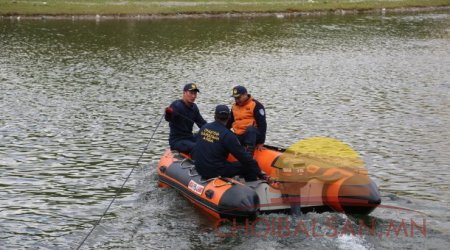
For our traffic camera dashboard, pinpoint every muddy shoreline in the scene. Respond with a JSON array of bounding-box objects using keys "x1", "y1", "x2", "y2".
[{"x1": 1, "y1": 5, "x2": 449, "y2": 20}]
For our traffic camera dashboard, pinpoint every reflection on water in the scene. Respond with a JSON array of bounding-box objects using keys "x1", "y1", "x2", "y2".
[{"x1": 1, "y1": 11, "x2": 449, "y2": 249}]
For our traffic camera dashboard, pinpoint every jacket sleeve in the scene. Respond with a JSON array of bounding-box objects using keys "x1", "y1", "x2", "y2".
[
  {"x1": 226, "y1": 110, "x2": 234, "y2": 129},
  {"x1": 253, "y1": 100, "x2": 267, "y2": 144},
  {"x1": 223, "y1": 132, "x2": 261, "y2": 175},
  {"x1": 194, "y1": 105, "x2": 207, "y2": 128}
]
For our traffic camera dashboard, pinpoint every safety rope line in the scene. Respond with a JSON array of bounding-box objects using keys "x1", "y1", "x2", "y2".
[{"x1": 76, "y1": 113, "x2": 165, "y2": 250}]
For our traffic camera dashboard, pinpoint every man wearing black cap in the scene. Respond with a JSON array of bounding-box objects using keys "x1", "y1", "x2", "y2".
[
  {"x1": 164, "y1": 83, "x2": 207, "y2": 153},
  {"x1": 227, "y1": 85, "x2": 267, "y2": 155},
  {"x1": 193, "y1": 105, "x2": 265, "y2": 182}
]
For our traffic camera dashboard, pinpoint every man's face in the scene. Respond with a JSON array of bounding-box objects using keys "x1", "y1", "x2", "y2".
[
  {"x1": 183, "y1": 90, "x2": 198, "y2": 105},
  {"x1": 234, "y1": 94, "x2": 248, "y2": 106}
]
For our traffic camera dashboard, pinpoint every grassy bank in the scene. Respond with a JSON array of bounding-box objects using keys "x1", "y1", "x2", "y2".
[{"x1": 1, "y1": 0, "x2": 449, "y2": 16}]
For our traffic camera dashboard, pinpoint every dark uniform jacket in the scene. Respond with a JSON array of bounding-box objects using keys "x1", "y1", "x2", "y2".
[
  {"x1": 193, "y1": 121, "x2": 261, "y2": 179},
  {"x1": 165, "y1": 99, "x2": 206, "y2": 147}
]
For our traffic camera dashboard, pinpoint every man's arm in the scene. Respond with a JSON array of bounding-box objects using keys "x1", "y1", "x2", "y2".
[
  {"x1": 253, "y1": 100, "x2": 267, "y2": 144},
  {"x1": 165, "y1": 101, "x2": 180, "y2": 122},
  {"x1": 194, "y1": 105, "x2": 207, "y2": 128},
  {"x1": 223, "y1": 132, "x2": 262, "y2": 176},
  {"x1": 226, "y1": 110, "x2": 234, "y2": 129}
]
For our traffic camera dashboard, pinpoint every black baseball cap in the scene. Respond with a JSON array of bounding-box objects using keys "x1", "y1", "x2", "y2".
[
  {"x1": 183, "y1": 83, "x2": 200, "y2": 92},
  {"x1": 231, "y1": 85, "x2": 247, "y2": 98},
  {"x1": 215, "y1": 104, "x2": 230, "y2": 116}
]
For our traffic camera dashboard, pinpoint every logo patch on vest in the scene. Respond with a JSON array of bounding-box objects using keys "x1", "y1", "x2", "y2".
[{"x1": 259, "y1": 109, "x2": 265, "y2": 116}]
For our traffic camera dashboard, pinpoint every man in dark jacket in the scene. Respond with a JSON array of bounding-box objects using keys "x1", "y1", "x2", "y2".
[
  {"x1": 193, "y1": 105, "x2": 265, "y2": 182},
  {"x1": 165, "y1": 83, "x2": 207, "y2": 153},
  {"x1": 227, "y1": 85, "x2": 267, "y2": 155}
]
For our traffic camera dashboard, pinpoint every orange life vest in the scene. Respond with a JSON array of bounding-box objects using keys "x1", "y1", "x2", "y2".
[{"x1": 231, "y1": 97, "x2": 257, "y2": 135}]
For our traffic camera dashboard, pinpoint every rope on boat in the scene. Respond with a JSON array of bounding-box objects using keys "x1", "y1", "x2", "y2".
[
  {"x1": 212, "y1": 177, "x2": 233, "y2": 187},
  {"x1": 76, "y1": 113, "x2": 165, "y2": 250},
  {"x1": 180, "y1": 157, "x2": 194, "y2": 169}
]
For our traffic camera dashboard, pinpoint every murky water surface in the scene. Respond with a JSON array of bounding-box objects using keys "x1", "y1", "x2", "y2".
[{"x1": 1, "y1": 12, "x2": 449, "y2": 249}]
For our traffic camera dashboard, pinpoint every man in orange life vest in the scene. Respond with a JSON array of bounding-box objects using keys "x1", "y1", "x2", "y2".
[
  {"x1": 164, "y1": 83, "x2": 207, "y2": 153},
  {"x1": 227, "y1": 86, "x2": 267, "y2": 155}
]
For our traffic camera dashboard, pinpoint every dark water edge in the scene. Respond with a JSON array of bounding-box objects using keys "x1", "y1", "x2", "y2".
[{"x1": 1, "y1": 5, "x2": 449, "y2": 20}]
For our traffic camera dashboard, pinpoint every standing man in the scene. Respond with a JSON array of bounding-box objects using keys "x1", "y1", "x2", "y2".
[
  {"x1": 165, "y1": 83, "x2": 207, "y2": 153},
  {"x1": 227, "y1": 85, "x2": 267, "y2": 155},
  {"x1": 193, "y1": 105, "x2": 265, "y2": 182}
]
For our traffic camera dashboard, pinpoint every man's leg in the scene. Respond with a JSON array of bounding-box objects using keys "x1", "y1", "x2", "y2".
[
  {"x1": 243, "y1": 126, "x2": 258, "y2": 155},
  {"x1": 171, "y1": 137, "x2": 196, "y2": 153},
  {"x1": 219, "y1": 161, "x2": 258, "y2": 182}
]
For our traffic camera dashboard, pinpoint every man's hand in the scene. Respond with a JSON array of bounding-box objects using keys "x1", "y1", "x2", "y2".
[
  {"x1": 165, "y1": 106, "x2": 173, "y2": 114},
  {"x1": 258, "y1": 172, "x2": 271, "y2": 182},
  {"x1": 164, "y1": 106, "x2": 174, "y2": 121},
  {"x1": 258, "y1": 173, "x2": 280, "y2": 189},
  {"x1": 256, "y1": 144, "x2": 264, "y2": 150}
]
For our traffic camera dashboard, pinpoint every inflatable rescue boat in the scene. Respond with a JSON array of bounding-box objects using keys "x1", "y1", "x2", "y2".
[{"x1": 157, "y1": 143, "x2": 381, "y2": 219}]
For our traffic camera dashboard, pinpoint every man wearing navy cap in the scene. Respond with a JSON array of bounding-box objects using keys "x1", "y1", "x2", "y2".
[
  {"x1": 227, "y1": 85, "x2": 267, "y2": 156},
  {"x1": 164, "y1": 83, "x2": 207, "y2": 153},
  {"x1": 193, "y1": 105, "x2": 265, "y2": 182}
]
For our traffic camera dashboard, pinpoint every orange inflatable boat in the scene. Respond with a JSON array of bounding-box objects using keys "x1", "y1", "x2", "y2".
[{"x1": 157, "y1": 145, "x2": 381, "y2": 219}]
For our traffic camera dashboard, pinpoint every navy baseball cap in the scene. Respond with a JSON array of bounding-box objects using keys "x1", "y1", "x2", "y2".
[
  {"x1": 215, "y1": 104, "x2": 230, "y2": 116},
  {"x1": 183, "y1": 83, "x2": 200, "y2": 92},
  {"x1": 231, "y1": 85, "x2": 247, "y2": 98}
]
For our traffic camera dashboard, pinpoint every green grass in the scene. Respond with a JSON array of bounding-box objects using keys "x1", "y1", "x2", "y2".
[{"x1": 0, "y1": 0, "x2": 449, "y2": 16}]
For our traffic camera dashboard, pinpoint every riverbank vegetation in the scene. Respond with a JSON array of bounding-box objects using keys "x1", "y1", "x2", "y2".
[{"x1": 1, "y1": 0, "x2": 449, "y2": 16}]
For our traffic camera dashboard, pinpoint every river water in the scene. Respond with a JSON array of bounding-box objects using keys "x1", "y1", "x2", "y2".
[{"x1": 1, "y1": 11, "x2": 449, "y2": 249}]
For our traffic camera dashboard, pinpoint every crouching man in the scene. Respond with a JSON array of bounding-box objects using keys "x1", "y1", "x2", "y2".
[{"x1": 193, "y1": 105, "x2": 266, "y2": 182}]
